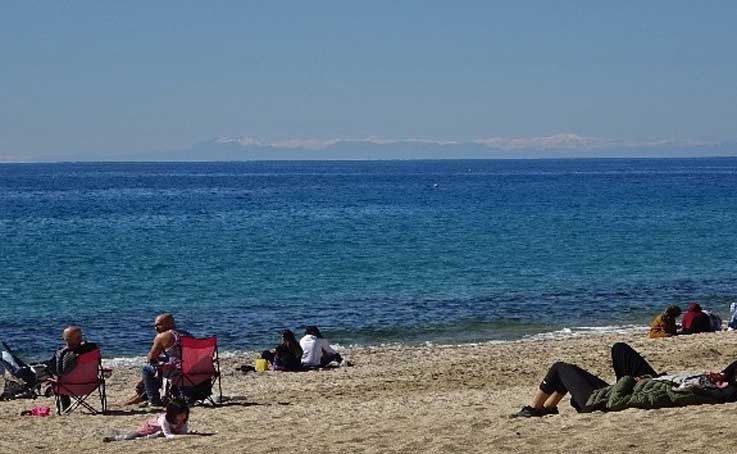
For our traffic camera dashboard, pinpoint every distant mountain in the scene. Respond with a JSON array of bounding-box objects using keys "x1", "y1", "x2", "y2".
[
  {"x1": 4, "y1": 134, "x2": 736, "y2": 162},
  {"x1": 145, "y1": 134, "x2": 737, "y2": 161}
]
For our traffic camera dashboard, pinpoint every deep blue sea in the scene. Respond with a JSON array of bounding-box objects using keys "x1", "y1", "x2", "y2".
[{"x1": 2, "y1": 159, "x2": 737, "y2": 360}]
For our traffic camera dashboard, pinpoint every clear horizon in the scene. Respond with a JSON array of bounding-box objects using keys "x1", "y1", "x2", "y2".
[{"x1": 2, "y1": 2, "x2": 737, "y2": 161}]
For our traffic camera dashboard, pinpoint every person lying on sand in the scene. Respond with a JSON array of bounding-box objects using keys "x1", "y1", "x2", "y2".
[{"x1": 511, "y1": 342, "x2": 737, "y2": 417}]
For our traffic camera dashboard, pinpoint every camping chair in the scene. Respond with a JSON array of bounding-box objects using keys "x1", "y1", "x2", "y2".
[
  {"x1": 165, "y1": 336, "x2": 222, "y2": 406},
  {"x1": 1, "y1": 341, "x2": 40, "y2": 399},
  {"x1": 49, "y1": 348, "x2": 107, "y2": 415}
]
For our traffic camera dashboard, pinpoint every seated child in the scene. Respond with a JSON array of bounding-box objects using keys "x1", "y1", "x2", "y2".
[{"x1": 103, "y1": 399, "x2": 190, "y2": 441}]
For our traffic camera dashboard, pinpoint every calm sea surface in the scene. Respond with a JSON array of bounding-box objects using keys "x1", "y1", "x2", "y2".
[{"x1": 2, "y1": 159, "x2": 737, "y2": 359}]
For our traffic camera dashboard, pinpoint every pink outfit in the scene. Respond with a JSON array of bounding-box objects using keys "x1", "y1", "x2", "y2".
[{"x1": 136, "y1": 414, "x2": 188, "y2": 439}]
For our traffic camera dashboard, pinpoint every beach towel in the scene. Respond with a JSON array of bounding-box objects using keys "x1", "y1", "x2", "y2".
[
  {"x1": 652, "y1": 373, "x2": 721, "y2": 392},
  {"x1": 20, "y1": 406, "x2": 51, "y2": 417}
]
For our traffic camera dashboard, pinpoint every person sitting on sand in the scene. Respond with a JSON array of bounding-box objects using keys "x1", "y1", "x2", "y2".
[
  {"x1": 648, "y1": 305, "x2": 681, "y2": 338},
  {"x1": 681, "y1": 302, "x2": 713, "y2": 335},
  {"x1": 300, "y1": 326, "x2": 344, "y2": 368},
  {"x1": 103, "y1": 399, "x2": 191, "y2": 441},
  {"x1": 729, "y1": 302, "x2": 737, "y2": 331},
  {"x1": 141, "y1": 313, "x2": 191, "y2": 406},
  {"x1": 511, "y1": 342, "x2": 737, "y2": 417},
  {"x1": 261, "y1": 329, "x2": 303, "y2": 371},
  {"x1": 47, "y1": 326, "x2": 98, "y2": 410}
]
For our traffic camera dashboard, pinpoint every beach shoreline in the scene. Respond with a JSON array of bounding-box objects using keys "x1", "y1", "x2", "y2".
[
  {"x1": 3, "y1": 330, "x2": 737, "y2": 453},
  {"x1": 90, "y1": 323, "x2": 649, "y2": 368}
]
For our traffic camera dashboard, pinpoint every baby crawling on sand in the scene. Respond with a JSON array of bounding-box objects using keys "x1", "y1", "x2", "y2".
[{"x1": 103, "y1": 399, "x2": 195, "y2": 442}]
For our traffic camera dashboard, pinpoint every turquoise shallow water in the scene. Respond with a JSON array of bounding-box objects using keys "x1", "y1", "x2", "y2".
[{"x1": 1, "y1": 159, "x2": 737, "y2": 359}]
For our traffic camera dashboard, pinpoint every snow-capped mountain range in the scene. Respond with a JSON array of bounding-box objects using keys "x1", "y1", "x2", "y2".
[
  {"x1": 161, "y1": 133, "x2": 734, "y2": 161},
  {"x1": 4, "y1": 134, "x2": 736, "y2": 162}
]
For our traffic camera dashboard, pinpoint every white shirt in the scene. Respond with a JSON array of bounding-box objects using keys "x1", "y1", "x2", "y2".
[{"x1": 299, "y1": 334, "x2": 337, "y2": 367}]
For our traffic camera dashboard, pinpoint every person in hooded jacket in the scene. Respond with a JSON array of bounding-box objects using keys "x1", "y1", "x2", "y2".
[
  {"x1": 681, "y1": 302, "x2": 713, "y2": 334},
  {"x1": 648, "y1": 305, "x2": 681, "y2": 338}
]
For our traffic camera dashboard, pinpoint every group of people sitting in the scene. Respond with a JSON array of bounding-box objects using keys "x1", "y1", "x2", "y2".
[
  {"x1": 1, "y1": 313, "x2": 349, "y2": 441},
  {"x1": 1, "y1": 313, "x2": 347, "y2": 409},
  {"x1": 649, "y1": 302, "x2": 723, "y2": 338},
  {"x1": 259, "y1": 325, "x2": 346, "y2": 372},
  {"x1": 8, "y1": 305, "x2": 737, "y2": 432}
]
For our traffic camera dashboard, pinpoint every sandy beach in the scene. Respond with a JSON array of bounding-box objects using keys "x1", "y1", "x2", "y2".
[{"x1": 3, "y1": 331, "x2": 737, "y2": 453}]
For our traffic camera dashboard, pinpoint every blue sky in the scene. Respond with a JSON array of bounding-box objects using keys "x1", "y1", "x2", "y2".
[{"x1": 1, "y1": 1, "x2": 736, "y2": 160}]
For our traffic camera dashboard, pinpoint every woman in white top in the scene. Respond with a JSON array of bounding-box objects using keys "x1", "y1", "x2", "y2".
[{"x1": 299, "y1": 326, "x2": 343, "y2": 368}]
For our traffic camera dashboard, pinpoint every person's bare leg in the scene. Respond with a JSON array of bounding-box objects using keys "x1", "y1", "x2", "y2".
[
  {"x1": 529, "y1": 390, "x2": 564, "y2": 408},
  {"x1": 543, "y1": 391, "x2": 565, "y2": 408},
  {"x1": 528, "y1": 389, "x2": 550, "y2": 408},
  {"x1": 123, "y1": 392, "x2": 146, "y2": 406}
]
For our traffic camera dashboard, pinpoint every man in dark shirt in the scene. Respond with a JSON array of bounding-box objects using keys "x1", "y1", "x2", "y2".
[{"x1": 48, "y1": 326, "x2": 97, "y2": 409}]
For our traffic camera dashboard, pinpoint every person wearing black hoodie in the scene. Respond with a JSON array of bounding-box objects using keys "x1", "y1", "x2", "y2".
[{"x1": 681, "y1": 303, "x2": 713, "y2": 334}]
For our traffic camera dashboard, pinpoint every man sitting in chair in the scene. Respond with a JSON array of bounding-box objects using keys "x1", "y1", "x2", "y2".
[
  {"x1": 141, "y1": 313, "x2": 190, "y2": 407},
  {"x1": 47, "y1": 326, "x2": 98, "y2": 410}
]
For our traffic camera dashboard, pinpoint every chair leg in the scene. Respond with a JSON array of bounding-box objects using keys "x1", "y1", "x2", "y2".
[
  {"x1": 76, "y1": 397, "x2": 97, "y2": 414},
  {"x1": 100, "y1": 382, "x2": 107, "y2": 413}
]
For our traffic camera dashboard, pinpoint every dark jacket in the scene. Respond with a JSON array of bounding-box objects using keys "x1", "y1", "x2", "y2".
[
  {"x1": 682, "y1": 303, "x2": 713, "y2": 334},
  {"x1": 47, "y1": 342, "x2": 98, "y2": 377},
  {"x1": 273, "y1": 344, "x2": 303, "y2": 371},
  {"x1": 584, "y1": 376, "x2": 737, "y2": 412}
]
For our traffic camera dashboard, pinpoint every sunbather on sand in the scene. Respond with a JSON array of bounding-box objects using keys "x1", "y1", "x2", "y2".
[{"x1": 512, "y1": 342, "x2": 737, "y2": 417}]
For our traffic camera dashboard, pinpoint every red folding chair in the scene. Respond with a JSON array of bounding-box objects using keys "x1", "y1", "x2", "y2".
[
  {"x1": 49, "y1": 348, "x2": 107, "y2": 415},
  {"x1": 166, "y1": 336, "x2": 222, "y2": 406}
]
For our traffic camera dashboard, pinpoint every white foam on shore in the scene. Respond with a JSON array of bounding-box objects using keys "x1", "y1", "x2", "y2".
[
  {"x1": 103, "y1": 349, "x2": 257, "y2": 368},
  {"x1": 100, "y1": 324, "x2": 650, "y2": 367},
  {"x1": 521, "y1": 324, "x2": 648, "y2": 342}
]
